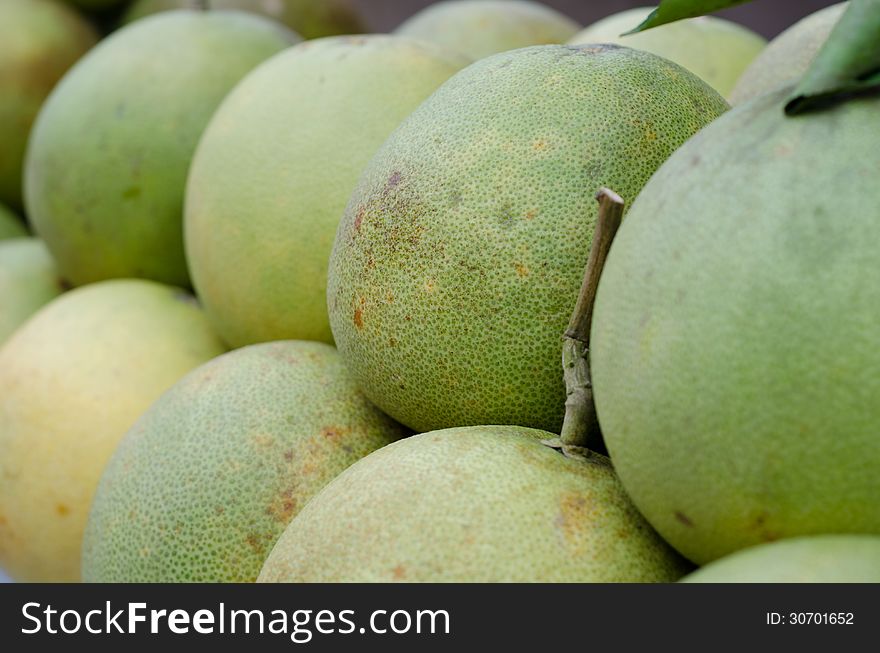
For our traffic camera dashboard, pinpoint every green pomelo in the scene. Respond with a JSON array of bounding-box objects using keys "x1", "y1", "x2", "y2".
[
  {"x1": 327, "y1": 44, "x2": 728, "y2": 433},
  {"x1": 0, "y1": 280, "x2": 225, "y2": 582},
  {"x1": 0, "y1": 238, "x2": 64, "y2": 344},
  {"x1": 0, "y1": 0, "x2": 97, "y2": 211},
  {"x1": 0, "y1": 204, "x2": 27, "y2": 240},
  {"x1": 258, "y1": 426, "x2": 689, "y2": 582},
  {"x1": 82, "y1": 340, "x2": 406, "y2": 582},
  {"x1": 730, "y1": 3, "x2": 846, "y2": 105},
  {"x1": 568, "y1": 7, "x2": 765, "y2": 98},
  {"x1": 124, "y1": 0, "x2": 366, "y2": 39},
  {"x1": 591, "y1": 88, "x2": 880, "y2": 565},
  {"x1": 395, "y1": 0, "x2": 580, "y2": 60},
  {"x1": 683, "y1": 536, "x2": 880, "y2": 583},
  {"x1": 24, "y1": 10, "x2": 299, "y2": 287},
  {"x1": 186, "y1": 36, "x2": 469, "y2": 347}
]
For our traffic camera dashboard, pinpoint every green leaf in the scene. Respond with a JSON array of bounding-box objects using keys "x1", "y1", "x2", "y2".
[
  {"x1": 625, "y1": 0, "x2": 756, "y2": 34},
  {"x1": 786, "y1": 0, "x2": 880, "y2": 114}
]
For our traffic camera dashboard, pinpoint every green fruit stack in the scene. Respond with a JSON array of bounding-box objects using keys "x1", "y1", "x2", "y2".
[
  {"x1": 25, "y1": 10, "x2": 299, "y2": 287},
  {"x1": 0, "y1": 0, "x2": 876, "y2": 587}
]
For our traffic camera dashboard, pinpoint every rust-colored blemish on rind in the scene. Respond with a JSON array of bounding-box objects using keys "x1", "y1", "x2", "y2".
[
  {"x1": 555, "y1": 493, "x2": 596, "y2": 546},
  {"x1": 354, "y1": 205, "x2": 365, "y2": 234},
  {"x1": 321, "y1": 426, "x2": 349, "y2": 439},
  {"x1": 514, "y1": 263, "x2": 529, "y2": 277},
  {"x1": 267, "y1": 489, "x2": 298, "y2": 524},
  {"x1": 674, "y1": 511, "x2": 694, "y2": 527},
  {"x1": 55, "y1": 504, "x2": 70, "y2": 517},
  {"x1": 251, "y1": 433, "x2": 274, "y2": 449},
  {"x1": 391, "y1": 565, "x2": 407, "y2": 580},
  {"x1": 751, "y1": 511, "x2": 780, "y2": 542},
  {"x1": 353, "y1": 307, "x2": 364, "y2": 329},
  {"x1": 386, "y1": 171, "x2": 402, "y2": 191}
]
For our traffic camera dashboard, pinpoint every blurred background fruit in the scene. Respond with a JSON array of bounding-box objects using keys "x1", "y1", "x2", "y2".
[
  {"x1": 682, "y1": 536, "x2": 880, "y2": 583},
  {"x1": 0, "y1": 0, "x2": 97, "y2": 213},
  {"x1": 0, "y1": 204, "x2": 27, "y2": 241},
  {"x1": 123, "y1": 0, "x2": 366, "y2": 38},
  {"x1": 567, "y1": 7, "x2": 765, "y2": 98},
  {"x1": 356, "y1": 0, "x2": 841, "y2": 38},
  {"x1": 186, "y1": 35, "x2": 469, "y2": 348},
  {"x1": 0, "y1": 238, "x2": 63, "y2": 344},
  {"x1": 395, "y1": 0, "x2": 580, "y2": 60},
  {"x1": 259, "y1": 427, "x2": 689, "y2": 582},
  {"x1": 0, "y1": 280, "x2": 225, "y2": 582},
  {"x1": 730, "y1": 3, "x2": 846, "y2": 104},
  {"x1": 64, "y1": 0, "x2": 127, "y2": 10},
  {"x1": 24, "y1": 10, "x2": 299, "y2": 288}
]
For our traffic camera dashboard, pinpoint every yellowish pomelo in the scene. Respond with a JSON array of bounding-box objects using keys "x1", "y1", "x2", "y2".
[{"x1": 0, "y1": 280, "x2": 225, "y2": 581}]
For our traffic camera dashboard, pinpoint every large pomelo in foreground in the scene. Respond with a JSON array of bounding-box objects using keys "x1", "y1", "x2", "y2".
[
  {"x1": 591, "y1": 88, "x2": 880, "y2": 565},
  {"x1": 327, "y1": 44, "x2": 728, "y2": 433},
  {"x1": 0, "y1": 0, "x2": 96, "y2": 211},
  {"x1": 24, "y1": 11, "x2": 299, "y2": 287},
  {"x1": 395, "y1": 0, "x2": 580, "y2": 60},
  {"x1": 186, "y1": 36, "x2": 469, "y2": 347},
  {"x1": 683, "y1": 536, "x2": 880, "y2": 583},
  {"x1": 123, "y1": 0, "x2": 366, "y2": 39},
  {"x1": 568, "y1": 7, "x2": 765, "y2": 98},
  {"x1": 0, "y1": 280, "x2": 224, "y2": 582},
  {"x1": 0, "y1": 238, "x2": 63, "y2": 344},
  {"x1": 730, "y1": 3, "x2": 846, "y2": 105},
  {"x1": 259, "y1": 427, "x2": 689, "y2": 582},
  {"x1": 82, "y1": 341, "x2": 406, "y2": 582}
]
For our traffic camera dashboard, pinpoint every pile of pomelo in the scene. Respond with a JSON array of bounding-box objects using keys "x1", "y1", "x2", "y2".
[{"x1": 1, "y1": 0, "x2": 877, "y2": 584}]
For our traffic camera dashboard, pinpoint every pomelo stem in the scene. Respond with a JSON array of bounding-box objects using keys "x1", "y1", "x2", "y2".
[{"x1": 559, "y1": 188, "x2": 624, "y2": 451}]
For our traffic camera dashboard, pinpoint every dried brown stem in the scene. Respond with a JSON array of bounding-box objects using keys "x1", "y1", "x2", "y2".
[{"x1": 558, "y1": 188, "x2": 624, "y2": 452}]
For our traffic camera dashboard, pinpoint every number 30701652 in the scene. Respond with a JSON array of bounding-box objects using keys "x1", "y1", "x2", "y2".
[{"x1": 767, "y1": 613, "x2": 854, "y2": 625}]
